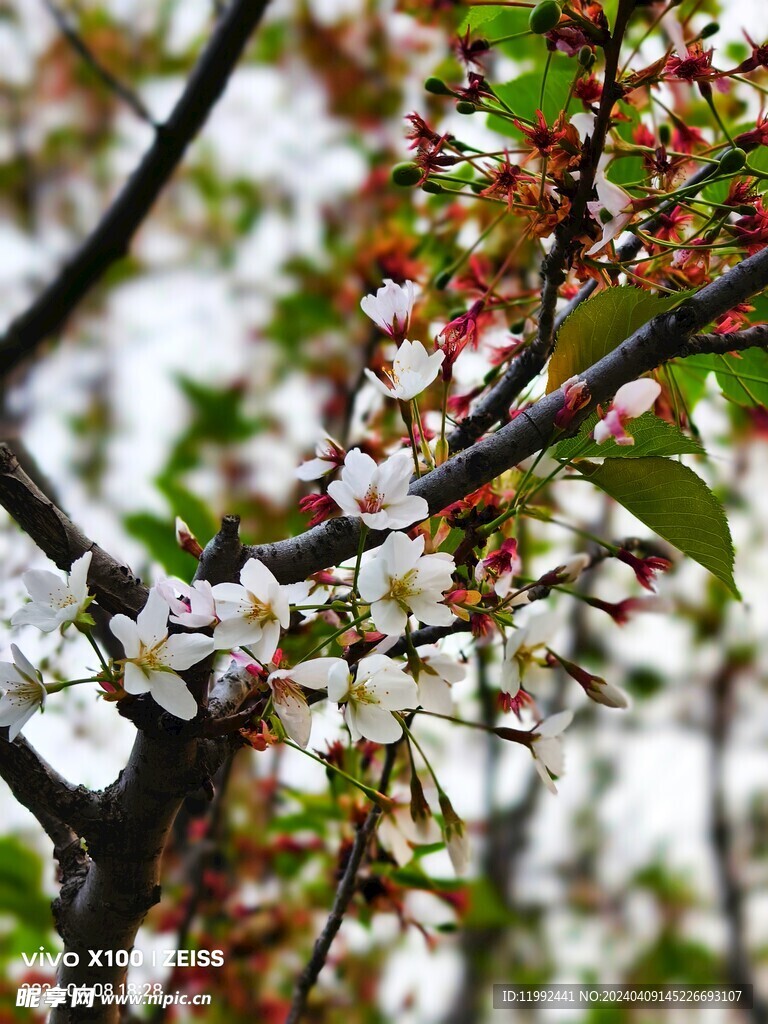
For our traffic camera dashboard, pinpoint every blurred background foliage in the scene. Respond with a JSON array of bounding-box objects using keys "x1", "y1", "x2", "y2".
[{"x1": 0, "y1": 0, "x2": 767, "y2": 1021}]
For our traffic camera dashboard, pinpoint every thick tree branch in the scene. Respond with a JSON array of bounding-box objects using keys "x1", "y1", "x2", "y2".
[
  {"x1": 0, "y1": 736, "x2": 100, "y2": 836},
  {"x1": 0, "y1": 0, "x2": 272, "y2": 381},
  {"x1": 0, "y1": 443, "x2": 147, "y2": 617},
  {"x1": 246, "y1": 248, "x2": 768, "y2": 585}
]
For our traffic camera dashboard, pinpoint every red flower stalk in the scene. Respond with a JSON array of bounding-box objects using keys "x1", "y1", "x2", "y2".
[
  {"x1": 479, "y1": 160, "x2": 528, "y2": 209},
  {"x1": 455, "y1": 27, "x2": 490, "y2": 67},
  {"x1": 573, "y1": 75, "x2": 602, "y2": 105},
  {"x1": 671, "y1": 122, "x2": 707, "y2": 154},
  {"x1": 665, "y1": 45, "x2": 715, "y2": 82},
  {"x1": 616, "y1": 548, "x2": 672, "y2": 591},
  {"x1": 405, "y1": 112, "x2": 444, "y2": 151},
  {"x1": 546, "y1": 25, "x2": 589, "y2": 57},
  {"x1": 554, "y1": 375, "x2": 591, "y2": 429},
  {"x1": 299, "y1": 492, "x2": 337, "y2": 527},
  {"x1": 512, "y1": 108, "x2": 568, "y2": 156},
  {"x1": 733, "y1": 198, "x2": 768, "y2": 254},
  {"x1": 436, "y1": 299, "x2": 485, "y2": 380},
  {"x1": 456, "y1": 72, "x2": 495, "y2": 104},
  {"x1": 654, "y1": 206, "x2": 693, "y2": 243},
  {"x1": 713, "y1": 303, "x2": 754, "y2": 334},
  {"x1": 497, "y1": 687, "x2": 535, "y2": 719},
  {"x1": 583, "y1": 594, "x2": 670, "y2": 625},
  {"x1": 447, "y1": 384, "x2": 483, "y2": 419},
  {"x1": 734, "y1": 115, "x2": 768, "y2": 151},
  {"x1": 730, "y1": 33, "x2": 768, "y2": 74}
]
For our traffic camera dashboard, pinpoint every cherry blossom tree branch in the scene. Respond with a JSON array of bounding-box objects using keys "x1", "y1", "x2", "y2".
[
  {"x1": 0, "y1": 0, "x2": 272, "y2": 382},
  {"x1": 0, "y1": 735, "x2": 100, "y2": 837},
  {"x1": 447, "y1": 0, "x2": 634, "y2": 454},
  {"x1": 246, "y1": 246, "x2": 768, "y2": 585},
  {"x1": 447, "y1": 124, "x2": 725, "y2": 452},
  {"x1": 0, "y1": 443, "x2": 148, "y2": 617}
]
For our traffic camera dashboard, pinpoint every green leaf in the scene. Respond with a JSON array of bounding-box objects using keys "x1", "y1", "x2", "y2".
[
  {"x1": 489, "y1": 59, "x2": 574, "y2": 139},
  {"x1": 583, "y1": 457, "x2": 738, "y2": 597},
  {"x1": 554, "y1": 412, "x2": 704, "y2": 460},
  {"x1": 547, "y1": 286, "x2": 688, "y2": 392},
  {"x1": 711, "y1": 349, "x2": 768, "y2": 408}
]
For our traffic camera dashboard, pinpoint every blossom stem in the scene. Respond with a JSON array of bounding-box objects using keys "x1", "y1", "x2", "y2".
[
  {"x1": 299, "y1": 613, "x2": 369, "y2": 662},
  {"x1": 401, "y1": 401, "x2": 422, "y2": 477},
  {"x1": 523, "y1": 507, "x2": 617, "y2": 551},
  {"x1": 46, "y1": 676, "x2": 103, "y2": 694},
  {"x1": 83, "y1": 629, "x2": 113, "y2": 680},
  {"x1": 393, "y1": 714, "x2": 443, "y2": 793},
  {"x1": 282, "y1": 740, "x2": 391, "y2": 807},
  {"x1": 411, "y1": 400, "x2": 434, "y2": 469},
  {"x1": 352, "y1": 525, "x2": 368, "y2": 611}
]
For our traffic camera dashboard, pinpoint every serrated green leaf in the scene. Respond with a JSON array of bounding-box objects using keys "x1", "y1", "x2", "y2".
[
  {"x1": 547, "y1": 287, "x2": 689, "y2": 392},
  {"x1": 459, "y1": 4, "x2": 512, "y2": 30},
  {"x1": 488, "y1": 59, "x2": 574, "y2": 140},
  {"x1": 583, "y1": 457, "x2": 738, "y2": 597},
  {"x1": 711, "y1": 349, "x2": 768, "y2": 408},
  {"x1": 554, "y1": 412, "x2": 704, "y2": 460}
]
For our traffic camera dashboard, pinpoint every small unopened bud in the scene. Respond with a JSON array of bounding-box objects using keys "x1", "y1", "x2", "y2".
[
  {"x1": 422, "y1": 180, "x2": 446, "y2": 194},
  {"x1": 435, "y1": 437, "x2": 450, "y2": 465},
  {"x1": 175, "y1": 517, "x2": 203, "y2": 559},
  {"x1": 410, "y1": 774, "x2": 433, "y2": 837},
  {"x1": 392, "y1": 162, "x2": 423, "y2": 186},
  {"x1": 578, "y1": 45, "x2": 592, "y2": 66},
  {"x1": 434, "y1": 269, "x2": 453, "y2": 290},
  {"x1": 456, "y1": 101, "x2": 476, "y2": 115},
  {"x1": 719, "y1": 147, "x2": 747, "y2": 173},
  {"x1": 700, "y1": 22, "x2": 719, "y2": 38},
  {"x1": 425, "y1": 76, "x2": 452, "y2": 96},
  {"x1": 529, "y1": 0, "x2": 562, "y2": 34},
  {"x1": 438, "y1": 792, "x2": 470, "y2": 874},
  {"x1": 658, "y1": 123, "x2": 671, "y2": 146}
]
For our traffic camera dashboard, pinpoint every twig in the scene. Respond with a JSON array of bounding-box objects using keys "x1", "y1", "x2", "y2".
[
  {"x1": 242, "y1": 249, "x2": 768, "y2": 585},
  {"x1": 0, "y1": 0, "x2": 272, "y2": 383},
  {"x1": 286, "y1": 741, "x2": 400, "y2": 1023},
  {"x1": 41, "y1": 0, "x2": 156, "y2": 125}
]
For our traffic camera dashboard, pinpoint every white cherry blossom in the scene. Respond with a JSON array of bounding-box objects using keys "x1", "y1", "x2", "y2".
[
  {"x1": 360, "y1": 279, "x2": 416, "y2": 337},
  {"x1": 415, "y1": 647, "x2": 465, "y2": 714},
  {"x1": 0, "y1": 646, "x2": 47, "y2": 741},
  {"x1": 358, "y1": 532, "x2": 455, "y2": 636},
  {"x1": 156, "y1": 578, "x2": 218, "y2": 629},
  {"x1": 594, "y1": 378, "x2": 661, "y2": 446},
  {"x1": 364, "y1": 340, "x2": 444, "y2": 401},
  {"x1": 11, "y1": 551, "x2": 93, "y2": 633},
  {"x1": 586, "y1": 155, "x2": 634, "y2": 256},
  {"x1": 295, "y1": 436, "x2": 346, "y2": 482},
  {"x1": 266, "y1": 658, "x2": 338, "y2": 748},
  {"x1": 531, "y1": 709, "x2": 574, "y2": 794},
  {"x1": 327, "y1": 448, "x2": 427, "y2": 530},
  {"x1": 324, "y1": 654, "x2": 418, "y2": 744},
  {"x1": 501, "y1": 613, "x2": 557, "y2": 695},
  {"x1": 211, "y1": 558, "x2": 291, "y2": 661},
  {"x1": 110, "y1": 588, "x2": 214, "y2": 720},
  {"x1": 379, "y1": 803, "x2": 441, "y2": 866}
]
